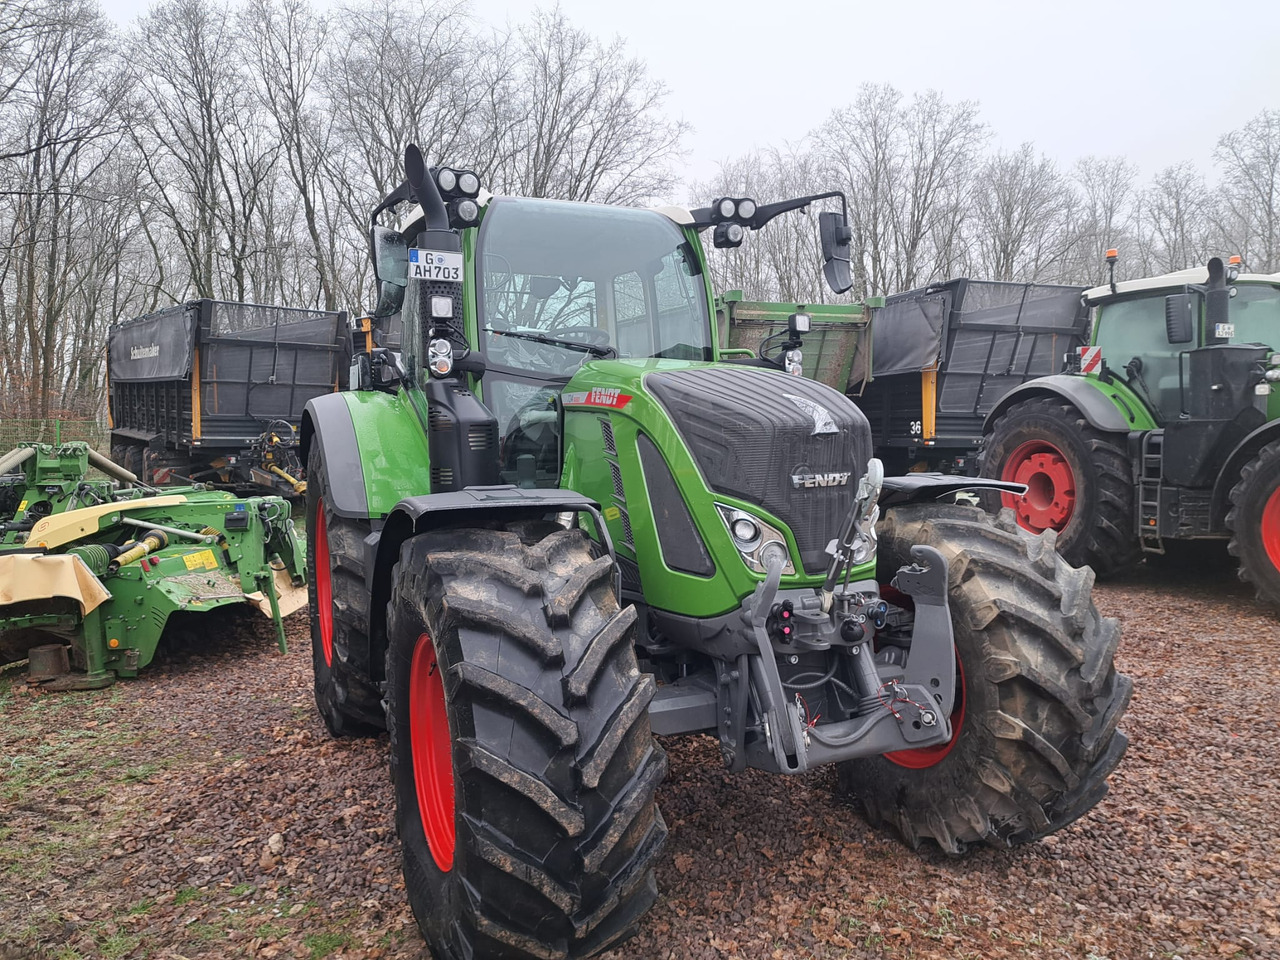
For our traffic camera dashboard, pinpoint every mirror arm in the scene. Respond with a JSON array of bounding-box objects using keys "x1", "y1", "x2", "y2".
[
  {"x1": 370, "y1": 180, "x2": 413, "y2": 227},
  {"x1": 689, "y1": 191, "x2": 848, "y2": 230}
]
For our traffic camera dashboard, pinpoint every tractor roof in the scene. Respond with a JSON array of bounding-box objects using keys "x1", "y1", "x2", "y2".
[{"x1": 1084, "y1": 266, "x2": 1280, "y2": 303}]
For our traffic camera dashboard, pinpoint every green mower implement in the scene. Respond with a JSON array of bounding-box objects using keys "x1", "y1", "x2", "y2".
[
  {"x1": 980, "y1": 254, "x2": 1280, "y2": 601},
  {"x1": 302, "y1": 144, "x2": 1131, "y2": 959},
  {"x1": 0, "y1": 441, "x2": 306, "y2": 689}
]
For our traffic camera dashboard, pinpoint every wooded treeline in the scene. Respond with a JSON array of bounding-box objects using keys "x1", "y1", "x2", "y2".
[{"x1": 2, "y1": 0, "x2": 1278, "y2": 418}]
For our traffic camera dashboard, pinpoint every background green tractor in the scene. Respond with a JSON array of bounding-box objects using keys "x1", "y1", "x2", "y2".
[
  {"x1": 980, "y1": 254, "x2": 1280, "y2": 602},
  {"x1": 301, "y1": 144, "x2": 1131, "y2": 960}
]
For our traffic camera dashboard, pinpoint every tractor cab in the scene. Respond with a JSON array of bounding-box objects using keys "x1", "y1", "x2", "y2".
[
  {"x1": 473, "y1": 198, "x2": 715, "y2": 487},
  {"x1": 1084, "y1": 254, "x2": 1280, "y2": 426}
]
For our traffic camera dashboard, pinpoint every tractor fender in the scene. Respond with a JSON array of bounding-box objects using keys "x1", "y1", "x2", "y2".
[
  {"x1": 1211, "y1": 419, "x2": 1280, "y2": 522},
  {"x1": 301, "y1": 390, "x2": 434, "y2": 520},
  {"x1": 301, "y1": 393, "x2": 368, "y2": 518},
  {"x1": 366, "y1": 487, "x2": 617, "y2": 674},
  {"x1": 983, "y1": 375, "x2": 1133, "y2": 435}
]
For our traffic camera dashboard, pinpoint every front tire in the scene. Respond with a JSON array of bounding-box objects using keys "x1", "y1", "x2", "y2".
[
  {"x1": 1227, "y1": 439, "x2": 1280, "y2": 608},
  {"x1": 305, "y1": 442, "x2": 384, "y2": 737},
  {"x1": 837, "y1": 504, "x2": 1132, "y2": 854},
  {"x1": 982, "y1": 397, "x2": 1141, "y2": 577},
  {"x1": 386, "y1": 522, "x2": 667, "y2": 960}
]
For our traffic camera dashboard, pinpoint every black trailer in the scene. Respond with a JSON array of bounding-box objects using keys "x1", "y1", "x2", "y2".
[
  {"x1": 852, "y1": 279, "x2": 1089, "y2": 474},
  {"x1": 107, "y1": 300, "x2": 349, "y2": 493}
]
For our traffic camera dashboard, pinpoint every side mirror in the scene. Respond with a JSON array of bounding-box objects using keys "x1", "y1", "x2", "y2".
[
  {"x1": 369, "y1": 225, "x2": 408, "y2": 317},
  {"x1": 369, "y1": 225, "x2": 408, "y2": 288},
  {"x1": 1164, "y1": 293, "x2": 1195, "y2": 344},
  {"x1": 819, "y1": 210, "x2": 853, "y2": 294}
]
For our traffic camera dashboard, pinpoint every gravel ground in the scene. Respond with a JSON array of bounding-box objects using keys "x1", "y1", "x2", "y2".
[{"x1": 1, "y1": 564, "x2": 1278, "y2": 960}]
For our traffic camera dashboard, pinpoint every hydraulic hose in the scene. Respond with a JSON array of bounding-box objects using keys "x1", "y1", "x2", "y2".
[{"x1": 108, "y1": 529, "x2": 168, "y2": 572}]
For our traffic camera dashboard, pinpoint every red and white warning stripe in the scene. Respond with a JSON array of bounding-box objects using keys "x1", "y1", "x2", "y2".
[{"x1": 1078, "y1": 346, "x2": 1102, "y2": 374}]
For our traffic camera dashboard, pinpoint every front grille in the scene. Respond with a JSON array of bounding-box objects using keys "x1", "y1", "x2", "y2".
[{"x1": 645, "y1": 367, "x2": 872, "y2": 574}]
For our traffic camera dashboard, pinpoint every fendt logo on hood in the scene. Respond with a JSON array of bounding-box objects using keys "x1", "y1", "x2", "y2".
[{"x1": 790, "y1": 467, "x2": 852, "y2": 489}]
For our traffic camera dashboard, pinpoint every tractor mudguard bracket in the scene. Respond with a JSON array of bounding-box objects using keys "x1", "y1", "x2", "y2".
[{"x1": 879, "y1": 473, "x2": 1026, "y2": 509}]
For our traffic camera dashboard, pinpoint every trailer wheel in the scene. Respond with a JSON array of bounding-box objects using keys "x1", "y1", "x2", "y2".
[
  {"x1": 1227, "y1": 439, "x2": 1280, "y2": 608},
  {"x1": 386, "y1": 523, "x2": 666, "y2": 960},
  {"x1": 836, "y1": 504, "x2": 1131, "y2": 854},
  {"x1": 981, "y1": 397, "x2": 1140, "y2": 577},
  {"x1": 306, "y1": 444, "x2": 384, "y2": 737}
]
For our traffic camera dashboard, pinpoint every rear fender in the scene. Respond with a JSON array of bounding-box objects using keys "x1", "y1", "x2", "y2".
[
  {"x1": 300, "y1": 390, "x2": 432, "y2": 520},
  {"x1": 983, "y1": 374, "x2": 1149, "y2": 434}
]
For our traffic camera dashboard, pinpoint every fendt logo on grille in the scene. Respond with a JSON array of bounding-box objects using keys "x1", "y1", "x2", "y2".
[{"x1": 790, "y1": 469, "x2": 852, "y2": 489}]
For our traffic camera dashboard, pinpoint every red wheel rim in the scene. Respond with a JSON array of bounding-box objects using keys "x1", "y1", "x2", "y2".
[
  {"x1": 1263, "y1": 487, "x2": 1280, "y2": 572},
  {"x1": 1000, "y1": 439, "x2": 1076, "y2": 533},
  {"x1": 314, "y1": 497, "x2": 334, "y2": 668},
  {"x1": 410, "y1": 632, "x2": 455, "y2": 871},
  {"x1": 883, "y1": 651, "x2": 966, "y2": 769}
]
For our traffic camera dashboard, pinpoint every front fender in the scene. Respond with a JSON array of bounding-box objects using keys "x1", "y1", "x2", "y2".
[{"x1": 301, "y1": 389, "x2": 432, "y2": 520}]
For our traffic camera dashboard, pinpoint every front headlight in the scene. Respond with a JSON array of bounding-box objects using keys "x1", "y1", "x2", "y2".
[{"x1": 717, "y1": 505, "x2": 795, "y2": 575}]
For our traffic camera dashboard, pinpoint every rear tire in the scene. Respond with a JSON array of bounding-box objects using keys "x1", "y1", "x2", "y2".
[
  {"x1": 386, "y1": 522, "x2": 666, "y2": 960},
  {"x1": 981, "y1": 397, "x2": 1141, "y2": 577},
  {"x1": 306, "y1": 443, "x2": 384, "y2": 737},
  {"x1": 1227, "y1": 439, "x2": 1280, "y2": 608},
  {"x1": 836, "y1": 504, "x2": 1131, "y2": 854}
]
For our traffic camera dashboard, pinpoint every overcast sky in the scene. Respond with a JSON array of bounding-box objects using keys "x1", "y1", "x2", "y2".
[{"x1": 97, "y1": 0, "x2": 1280, "y2": 199}]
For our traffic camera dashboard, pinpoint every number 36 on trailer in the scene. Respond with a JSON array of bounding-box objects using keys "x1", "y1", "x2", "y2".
[{"x1": 408, "y1": 249, "x2": 463, "y2": 282}]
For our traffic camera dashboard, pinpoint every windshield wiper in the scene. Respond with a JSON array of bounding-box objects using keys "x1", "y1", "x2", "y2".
[{"x1": 485, "y1": 328, "x2": 616, "y2": 358}]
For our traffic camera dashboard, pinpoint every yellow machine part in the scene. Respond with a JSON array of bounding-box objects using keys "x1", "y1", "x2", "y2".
[
  {"x1": 0, "y1": 554, "x2": 111, "y2": 615},
  {"x1": 27, "y1": 495, "x2": 188, "y2": 550}
]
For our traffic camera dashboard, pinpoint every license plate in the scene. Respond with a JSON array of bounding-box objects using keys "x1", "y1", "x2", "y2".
[{"x1": 409, "y1": 249, "x2": 463, "y2": 283}]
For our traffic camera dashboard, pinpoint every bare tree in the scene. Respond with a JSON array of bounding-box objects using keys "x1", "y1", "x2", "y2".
[
  {"x1": 492, "y1": 8, "x2": 687, "y2": 204},
  {"x1": 1215, "y1": 108, "x2": 1280, "y2": 272},
  {"x1": 819, "y1": 84, "x2": 986, "y2": 296},
  {"x1": 969, "y1": 144, "x2": 1075, "y2": 281},
  {"x1": 1069, "y1": 155, "x2": 1138, "y2": 283},
  {"x1": 1135, "y1": 161, "x2": 1212, "y2": 273}
]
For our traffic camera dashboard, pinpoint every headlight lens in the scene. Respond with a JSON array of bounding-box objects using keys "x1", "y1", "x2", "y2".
[
  {"x1": 737, "y1": 198, "x2": 756, "y2": 220},
  {"x1": 458, "y1": 171, "x2": 480, "y2": 196},
  {"x1": 731, "y1": 517, "x2": 760, "y2": 545},
  {"x1": 718, "y1": 198, "x2": 736, "y2": 219},
  {"x1": 759, "y1": 541, "x2": 789, "y2": 572},
  {"x1": 716, "y1": 505, "x2": 795, "y2": 575},
  {"x1": 437, "y1": 168, "x2": 457, "y2": 192}
]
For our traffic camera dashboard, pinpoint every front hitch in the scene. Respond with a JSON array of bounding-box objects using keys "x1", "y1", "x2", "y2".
[{"x1": 739, "y1": 545, "x2": 956, "y2": 774}]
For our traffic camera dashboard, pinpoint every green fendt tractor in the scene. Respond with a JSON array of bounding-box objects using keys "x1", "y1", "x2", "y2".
[
  {"x1": 0, "y1": 441, "x2": 305, "y2": 687},
  {"x1": 302, "y1": 145, "x2": 1130, "y2": 959},
  {"x1": 980, "y1": 254, "x2": 1280, "y2": 602}
]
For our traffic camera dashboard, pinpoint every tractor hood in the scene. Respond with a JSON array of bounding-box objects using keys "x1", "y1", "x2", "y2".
[{"x1": 643, "y1": 365, "x2": 872, "y2": 574}]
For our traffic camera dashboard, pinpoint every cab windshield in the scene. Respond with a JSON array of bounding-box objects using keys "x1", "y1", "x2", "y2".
[{"x1": 477, "y1": 197, "x2": 712, "y2": 378}]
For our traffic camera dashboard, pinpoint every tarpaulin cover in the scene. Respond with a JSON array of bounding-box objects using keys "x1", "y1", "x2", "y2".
[
  {"x1": 108, "y1": 304, "x2": 195, "y2": 381},
  {"x1": 201, "y1": 305, "x2": 344, "y2": 419},
  {"x1": 870, "y1": 292, "x2": 948, "y2": 377},
  {"x1": 937, "y1": 282, "x2": 1086, "y2": 415}
]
